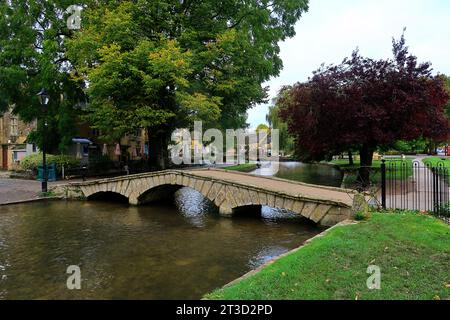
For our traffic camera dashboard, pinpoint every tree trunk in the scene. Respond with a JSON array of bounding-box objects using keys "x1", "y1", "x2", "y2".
[
  {"x1": 358, "y1": 144, "x2": 375, "y2": 189},
  {"x1": 348, "y1": 150, "x2": 354, "y2": 166},
  {"x1": 147, "y1": 128, "x2": 169, "y2": 171}
]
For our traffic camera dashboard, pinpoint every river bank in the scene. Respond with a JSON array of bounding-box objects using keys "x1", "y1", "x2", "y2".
[{"x1": 205, "y1": 211, "x2": 449, "y2": 300}]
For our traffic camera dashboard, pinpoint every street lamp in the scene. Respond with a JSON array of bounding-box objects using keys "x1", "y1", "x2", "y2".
[{"x1": 37, "y1": 88, "x2": 50, "y2": 193}]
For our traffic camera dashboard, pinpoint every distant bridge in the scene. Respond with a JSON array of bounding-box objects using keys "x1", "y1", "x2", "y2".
[{"x1": 55, "y1": 169, "x2": 356, "y2": 226}]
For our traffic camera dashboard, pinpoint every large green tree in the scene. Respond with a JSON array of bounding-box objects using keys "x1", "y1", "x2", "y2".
[
  {"x1": 67, "y1": 0, "x2": 309, "y2": 169},
  {"x1": 266, "y1": 102, "x2": 294, "y2": 155},
  {"x1": 445, "y1": 75, "x2": 450, "y2": 118},
  {"x1": 0, "y1": 0, "x2": 89, "y2": 152}
]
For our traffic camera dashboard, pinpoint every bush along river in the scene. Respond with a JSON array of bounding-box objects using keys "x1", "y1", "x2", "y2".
[{"x1": 0, "y1": 161, "x2": 341, "y2": 299}]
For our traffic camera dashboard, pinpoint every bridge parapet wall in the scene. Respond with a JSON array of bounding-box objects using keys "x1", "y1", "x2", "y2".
[{"x1": 53, "y1": 170, "x2": 354, "y2": 226}]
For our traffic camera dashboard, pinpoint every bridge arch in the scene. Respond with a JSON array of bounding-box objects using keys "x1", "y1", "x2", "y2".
[
  {"x1": 87, "y1": 191, "x2": 129, "y2": 203},
  {"x1": 127, "y1": 173, "x2": 217, "y2": 206}
]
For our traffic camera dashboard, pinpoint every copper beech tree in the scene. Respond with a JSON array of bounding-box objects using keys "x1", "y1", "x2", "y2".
[{"x1": 279, "y1": 35, "x2": 450, "y2": 186}]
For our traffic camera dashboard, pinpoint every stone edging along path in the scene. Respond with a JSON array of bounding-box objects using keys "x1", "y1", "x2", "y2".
[
  {"x1": 0, "y1": 196, "x2": 63, "y2": 206},
  {"x1": 213, "y1": 219, "x2": 358, "y2": 291}
]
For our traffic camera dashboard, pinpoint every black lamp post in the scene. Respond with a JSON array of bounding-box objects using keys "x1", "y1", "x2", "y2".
[{"x1": 37, "y1": 88, "x2": 50, "y2": 193}]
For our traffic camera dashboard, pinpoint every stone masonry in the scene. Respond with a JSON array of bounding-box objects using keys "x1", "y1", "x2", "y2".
[{"x1": 53, "y1": 169, "x2": 356, "y2": 227}]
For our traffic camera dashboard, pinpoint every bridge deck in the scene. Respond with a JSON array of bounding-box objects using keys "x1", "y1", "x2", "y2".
[
  {"x1": 57, "y1": 168, "x2": 356, "y2": 225},
  {"x1": 188, "y1": 169, "x2": 354, "y2": 207}
]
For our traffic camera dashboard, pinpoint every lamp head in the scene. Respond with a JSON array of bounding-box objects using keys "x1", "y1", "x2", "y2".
[{"x1": 37, "y1": 88, "x2": 50, "y2": 106}]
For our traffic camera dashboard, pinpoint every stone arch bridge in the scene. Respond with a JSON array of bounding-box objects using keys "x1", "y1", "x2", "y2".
[{"x1": 54, "y1": 169, "x2": 356, "y2": 226}]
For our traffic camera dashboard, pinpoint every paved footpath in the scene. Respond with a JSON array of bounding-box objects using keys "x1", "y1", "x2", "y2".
[
  {"x1": 0, "y1": 179, "x2": 44, "y2": 204},
  {"x1": 0, "y1": 177, "x2": 72, "y2": 205}
]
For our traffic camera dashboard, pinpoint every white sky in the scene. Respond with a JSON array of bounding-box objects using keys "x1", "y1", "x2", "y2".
[{"x1": 247, "y1": 0, "x2": 450, "y2": 128}]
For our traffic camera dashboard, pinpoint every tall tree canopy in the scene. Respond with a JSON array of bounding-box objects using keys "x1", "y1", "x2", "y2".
[
  {"x1": 279, "y1": 35, "x2": 450, "y2": 185},
  {"x1": 0, "y1": 0, "x2": 309, "y2": 166},
  {"x1": 266, "y1": 102, "x2": 294, "y2": 155},
  {"x1": 0, "y1": 0, "x2": 89, "y2": 152},
  {"x1": 445, "y1": 75, "x2": 450, "y2": 118},
  {"x1": 67, "y1": 0, "x2": 309, "y2": 168}
]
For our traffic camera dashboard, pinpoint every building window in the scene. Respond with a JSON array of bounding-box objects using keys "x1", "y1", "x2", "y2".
[{"x1": 10, "y1": 117, "x2": 19, "y2": 137}]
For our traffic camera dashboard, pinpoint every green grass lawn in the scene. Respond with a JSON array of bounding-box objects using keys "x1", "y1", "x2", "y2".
[
  {"x1": 328, "y1": 159, "x2": 385, "y2": 169},
  {"x1": 205, "y1": 212, "x2": 449, "y2": 300},
  {"x1": 423, "y1": 156, "x2": 450, "y2": 166},
  {"x1": 328, "y1": 159, "x2": 413, "y2": 187},
  {"x1": 329, "y1": 159, "x2": 412, "y2": 171},
  {"x1": 223, "y1": 163, "x2": 258, "y2": 172},
  {"x1": 423, "y1": 157, "x2": 450, "y2": 175}
]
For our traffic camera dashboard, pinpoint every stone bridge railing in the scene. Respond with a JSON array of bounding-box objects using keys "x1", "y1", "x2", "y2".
[{"x1": 53, "y1": 169, "x2": 356, "y2": 226}]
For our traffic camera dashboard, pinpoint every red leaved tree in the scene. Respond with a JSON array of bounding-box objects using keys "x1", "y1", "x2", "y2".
[{"x1": 279, "y1": 35, "x2": 450, "y2": 186}]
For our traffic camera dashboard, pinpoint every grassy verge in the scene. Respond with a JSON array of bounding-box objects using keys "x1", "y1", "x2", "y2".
[
  {"x1": 423, "y1": 156, "x2": 450, "y2": 166},
  {"x1": 223, "y1": 163, "x2": 258, "y2": 172},
  {"x1": 328, "y1": 159, "x2": 393, "y2": 169},
  {"x1": 328, "y1": 159, "x2": 413, "y2": 187},
  {"x1": 423, "y1": 157, "x2": 450, "y2": 174},
  {"x1": 205, "y1": 212, "x2": 449, "y2": 300}
]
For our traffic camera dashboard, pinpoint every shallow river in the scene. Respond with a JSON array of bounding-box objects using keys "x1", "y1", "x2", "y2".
[
  {"x1": 252, "y1": 161, "x2": 343, "y2": 187},
  {"x1": 0, "y1": 187, "x2": 323, "y2": 299}
]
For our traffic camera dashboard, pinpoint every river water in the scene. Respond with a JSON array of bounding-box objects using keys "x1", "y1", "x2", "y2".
[
  {"x1": 0, "y1": 162, "x2": 340, "y2": 299},
  {"x1": 253, "y1": 161, "x2": 343, "y2": 187}
]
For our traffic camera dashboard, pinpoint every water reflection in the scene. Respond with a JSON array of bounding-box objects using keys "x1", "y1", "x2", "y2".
[
  {"x1": 174, "y1": 187, "x2": 217, "y2": 228},
  {"x1": 252, "y1": 161, "x2": 343, "y2": 187},
  {"x1": 248, "y1": 246, "x2": 290, "y2": 269},
  {"x1": 0, "y1": 187, "x2": 322, "y2": 299}
]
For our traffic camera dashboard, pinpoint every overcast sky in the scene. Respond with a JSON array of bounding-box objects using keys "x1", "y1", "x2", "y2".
[{"x1": 247, "y1": 0, "x2": 450, "y2": 128}]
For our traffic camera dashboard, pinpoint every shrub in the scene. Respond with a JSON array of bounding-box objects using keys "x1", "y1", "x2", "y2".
[
  {"x1": 20, "y1": 153, "x2": 80, "y2": 171},
  {"x1": 355, "y1": 211, "x2": 368, "y2": 221},
  {"x1": 88, "y1": 155, "x2": 117, "y2": 172}
]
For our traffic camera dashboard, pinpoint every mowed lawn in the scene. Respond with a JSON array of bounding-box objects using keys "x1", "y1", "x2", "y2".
[
  {"x1": 223, "y1": 163, "x2": 258, "y2": 172},
  {"x1": 327, "y1": 159, "x2": 413, "y2": 186},
  {"x1": 206, "y1": 213, "x2": 449, "y2": 300},
  {"x1": 423, "y1": 157, "x2": 450, "y2": 174}
]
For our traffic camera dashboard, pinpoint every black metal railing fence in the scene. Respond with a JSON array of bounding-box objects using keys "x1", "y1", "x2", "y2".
[{"x1": 380, "y1": 159, "x2": 449, "y2": 223}]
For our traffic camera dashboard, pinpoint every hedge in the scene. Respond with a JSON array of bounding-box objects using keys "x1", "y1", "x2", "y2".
[{"x1": 20, "y1": 153, "x2": 81, "y2": 171}]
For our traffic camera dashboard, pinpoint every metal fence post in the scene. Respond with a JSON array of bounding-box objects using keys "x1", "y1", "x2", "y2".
[
  {"x1": 381, "y1": 159, "x2": 386, "y2": 209},
  {"x1": 432, "y1": 167, "x2": 438, "y2": 214}
]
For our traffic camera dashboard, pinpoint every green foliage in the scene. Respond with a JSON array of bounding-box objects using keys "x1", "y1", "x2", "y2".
[
  {"x1": 266, "y1": 104, "x2": 295, "y2": 154},
  {"x1": 354, "y1": 211, "x2": 368, "y2": 221},
  {"x1": 445, "y1": 75, "x2": 450, "y2": 118},
  {"x1": 379, "y1": 138, "x2": 428, "y2": 154},
  {"x1": 66, "y1": 0, "x2": 309, "y2": 142},
  {"x1": 1, "y1": 0, "x2": 308, "y2": 162},
  {"x1": 39, "y1": 190, "x2": 57, "y2": 198},
  {"x1": 0, "y1": 0, "x2": 89, "y2": 152},
  {"x1": 20, "y1": 153, "x2": 80, "y2": 171},
  {"x1": 88, "y1": 155, "x2": 116, "y2": 172}
]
